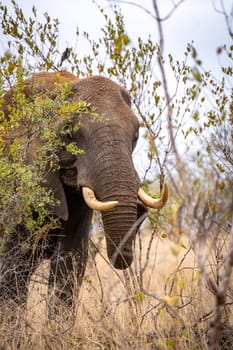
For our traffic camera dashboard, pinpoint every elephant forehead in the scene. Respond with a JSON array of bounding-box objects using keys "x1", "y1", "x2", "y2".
[
  {"x1": 72, "y1": 76, "x2": 137, "y2": 120},
  {"x1": 90, "y1": 122, "x2": 135, "y2": 140},
  {"x1": 77, "y1": 121, "x2": 137, "y2": 148},
  {"x1": 74, "y1": 103, "x2": 139, "y2": 137}
]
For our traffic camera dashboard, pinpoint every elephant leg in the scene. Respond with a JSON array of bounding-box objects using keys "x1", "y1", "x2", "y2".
[
  {"x1": 0, "y1": 225, "x2": 57, "y2": 308},
  {"x1": 48, "y1": 244, "x2": 88, "y2": 319},
  {"x1": 47, "y1": 189, "x2": 93, "y2": 319},
  {"x1": 0, "y1": 228, "x2": 35, "y2": 307}
]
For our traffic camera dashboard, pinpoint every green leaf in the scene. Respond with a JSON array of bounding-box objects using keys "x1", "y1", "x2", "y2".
[
  {"x1": 166, "y1": 339, "x2": 175, "y2": 348},
  {"x1": 66, "y1": 142, "x2": 84, "y2": 155},
  {"x1": 191, "y1": 68, "x2": 202, "y2": 83},
  {"x1": 134, "y1": 291, "x2": 145, "y2": 302}
]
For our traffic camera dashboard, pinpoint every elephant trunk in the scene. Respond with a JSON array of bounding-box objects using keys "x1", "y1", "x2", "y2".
[
  {"x1": 77, "y1": 127, "x2": 141, "y2": 270},
  {"x1": 102, "y1": 201, "x2": 138, "y2": 269},
  {"x1": 94, "y1": 167, "x2": 139, "y2": 269}
]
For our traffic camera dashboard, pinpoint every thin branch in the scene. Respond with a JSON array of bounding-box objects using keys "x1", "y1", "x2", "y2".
[
  {"x1": 213, "y1": 0, "x2": 233, "y2": 39},
  {"x1": 110, "y1": 212, "x2": 148, "y2": 267},
  {"x1": 107, "y1": 0, "x2": 185, "y2": 22},
  {"x1": 108, "y1": 0, "x2": 157, "y2": 21},
  {"x1": 152, "y1": 0, "x2": 190, "y2": 197}
]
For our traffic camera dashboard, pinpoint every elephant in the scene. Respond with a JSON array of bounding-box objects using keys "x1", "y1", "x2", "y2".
[{"x1": 0, "y1": 71, "x2": 168, "y2": 316}]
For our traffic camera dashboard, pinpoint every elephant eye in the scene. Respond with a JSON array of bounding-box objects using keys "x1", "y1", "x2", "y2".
[
  {"x1": 132, "y1": 130, "x2": 139, "y2": 149},
  {"x1": 121, "y1": 88, "x2": 131, "y2": 107},
  {"x1": 61, "y1": 124, "x2": 73, "y2": 139}
]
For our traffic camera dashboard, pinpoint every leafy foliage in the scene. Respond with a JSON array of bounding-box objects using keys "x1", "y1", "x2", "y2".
[
  {"x1": 0, "y1": 66, "x2": 91, "y2": 234},
  {"x1": 0, "y1": 0, "x2": 59, "y2": 76}
]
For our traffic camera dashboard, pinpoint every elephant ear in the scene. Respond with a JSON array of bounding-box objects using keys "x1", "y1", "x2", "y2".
[{"x1": 44, "y1": 170, "x2": 68, "y2": 221}]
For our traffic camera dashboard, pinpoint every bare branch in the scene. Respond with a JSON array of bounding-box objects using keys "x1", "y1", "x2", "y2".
[
  {"x1": 152, "y1": 0, "x2": 190, "y2": 197},
  {"x1": 213, "y1": 0, "x2": 233, "y2": 39},
  {"x1": 107, "y1": 0, "x2": 185, "y2": 21}
]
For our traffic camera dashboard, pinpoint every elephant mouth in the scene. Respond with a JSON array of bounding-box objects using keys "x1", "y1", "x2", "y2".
[{"x1": 82, "y1": 184, "x2": 168, "y2": 211}]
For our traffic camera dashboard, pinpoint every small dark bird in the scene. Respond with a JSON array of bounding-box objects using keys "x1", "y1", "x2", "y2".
[{"x1": 59, "y1": 47, "x2": 72, "y2": 66}]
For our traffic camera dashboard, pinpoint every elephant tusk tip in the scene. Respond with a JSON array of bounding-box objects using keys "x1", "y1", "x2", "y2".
[
  {"x1": 82, "y1": 187, "x2": 119, "y2": 211},
  {"x1": 138, "y1": 183, "x2": 169, "y2": 209}
]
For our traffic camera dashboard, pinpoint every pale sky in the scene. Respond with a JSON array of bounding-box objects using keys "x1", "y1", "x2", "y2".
[{"x1": 0, "y1": 0, "x2": 231, "y2": 75}]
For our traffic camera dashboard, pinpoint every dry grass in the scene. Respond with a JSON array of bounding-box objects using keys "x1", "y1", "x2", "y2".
[{"x1": 1, "y1": 227, "x2": 233, "y2": 350}]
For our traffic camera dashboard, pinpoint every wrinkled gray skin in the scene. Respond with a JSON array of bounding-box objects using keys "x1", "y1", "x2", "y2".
[{"x1": 0, "y1": 72, "x2": 147, "y2": 316}]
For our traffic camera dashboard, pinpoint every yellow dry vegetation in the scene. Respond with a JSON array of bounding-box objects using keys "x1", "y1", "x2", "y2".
[{"x1": 1, "y1": 227, "x2": 232, "y2": 349}]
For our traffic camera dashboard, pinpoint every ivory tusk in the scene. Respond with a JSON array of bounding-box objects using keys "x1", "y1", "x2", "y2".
[
  {"x1": 82, "y1": 187, "x2": 119, "y2": 211},
  {"x1": 138, "y1": 183, "x2": 168, "y2": 209}
]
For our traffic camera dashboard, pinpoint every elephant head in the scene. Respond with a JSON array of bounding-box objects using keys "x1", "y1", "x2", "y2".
[
  {"x1": 54, "y1": 73, "x2": 168, "y2": 269},
  {"x1": 3, "y1": 71, "x2": 168, "y2": 271}
]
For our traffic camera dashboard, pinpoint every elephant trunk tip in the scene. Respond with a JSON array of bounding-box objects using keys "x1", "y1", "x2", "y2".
[{"x1": 108, "y1": 247, "x2": 133, "y2": 270}]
